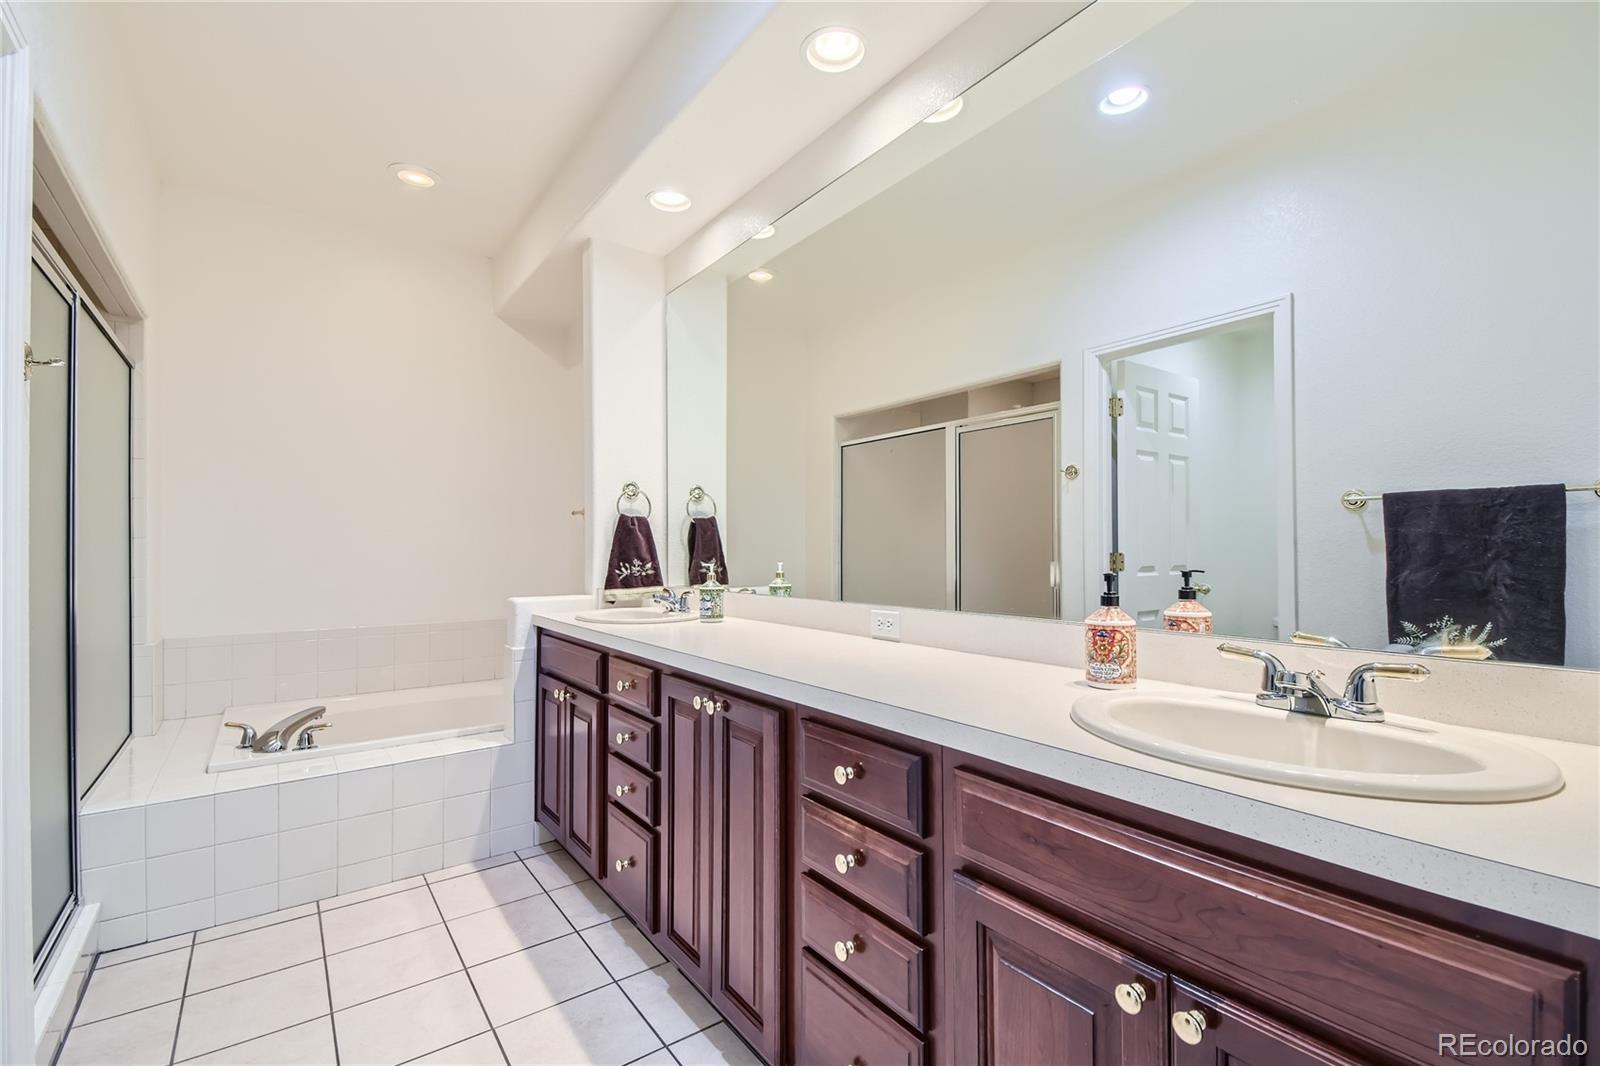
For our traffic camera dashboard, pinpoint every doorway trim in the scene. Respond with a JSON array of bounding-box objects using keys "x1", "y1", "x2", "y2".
[{"x1": 1079, "y1": 295, "x2": 1296, "y2": 635}]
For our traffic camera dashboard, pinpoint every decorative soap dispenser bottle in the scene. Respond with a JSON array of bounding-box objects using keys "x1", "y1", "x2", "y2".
[
  {"x1": 1162, "y1": 568, "x2": 1212, "y2": 634},
  {"x1": 767, "y1": 562, "x2": 793, "y2": 598},
  {"x1": 698, "y1": 576, "x2": 725, "y2": 623},
  {"x1": 1085, "y1": 572, "x2": 1137, "y2": 689}
]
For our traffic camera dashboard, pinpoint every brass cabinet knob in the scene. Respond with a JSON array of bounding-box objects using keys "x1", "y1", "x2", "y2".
[
  {"x1": 614, "y1": 857, "x2": 635, "y2": 873},
  {"x1": 692, "y1": 695, "x2": 702, "y2": 710},
  {"x1": 614, "y1": 783, "x2": 635, "y2": 798},
  {"x1": 615, "y1": 678, "x2": 636, "y2": 692},
  {"x1": 1114, "y1": 980, "x2": 1149, "y2": 1016},
  {"x1": 832, "y1": 763, "x2": 863, "y2": 786},
  {"x1": 703, "y1": 696, "x2": 721, "y2": 715},
  {"x1": 552, "y1": 689, "x2": 567, "y2": 703},
  {"x1": 833, "y1": 935, "x2": 864, "y2": 963},
  {"x1": 615, "y1": 730, "x2": 636, "y2": 745},
  {"x1": 833, "y1": 850, "x2": 864, "y2": 875},
  {"x1": 1172, "y1": 1009, "x2": 1208, "y2": 1046}
]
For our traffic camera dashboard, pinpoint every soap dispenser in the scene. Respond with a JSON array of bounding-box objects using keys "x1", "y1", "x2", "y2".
[
  {"x1": 1162, "y1": 568, "x2": 1213, "y2": 634},
  {"x1": 698, "y1": 576, "x2": 725, "y2": 623},
  {"x1": 1084, "y1": 572, "x2": 1137, "y2": 689},
  {"x1": 767, "y1": 562, "x2": 793, "y2": 598}
]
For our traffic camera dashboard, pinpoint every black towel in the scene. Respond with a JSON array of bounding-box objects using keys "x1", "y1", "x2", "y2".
[
  {"x1": 687, "y1": 517, "x2": 728, "y2": 585},
  {"x1": 1383, "y1": 484, "x2": 1566, "y2": 665},
  {"x1": 605, "y1": 515, "x2": 662, "y2": 590}
]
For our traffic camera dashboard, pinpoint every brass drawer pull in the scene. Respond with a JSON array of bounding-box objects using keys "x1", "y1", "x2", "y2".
[
  {"x1": 832, "y1": 763, "x2": 863, "y2": 786},
  {"x1": 833, "y1": 935, "x2": 864, "y2": 963},
  {"x1": 614, "y1": 857, "x2": 635, "y2": 873},
  {"x1": 615, "y1": 678, "x2": 636, "y2": 692},
  {"x1": 552, "y1": 689, "x2": 568, "y2": 703},
  {"x1": 615, "y1": 730, "x2": 636, "y2": 745},
  {"x1": 1172, "y1": 1008, "x2": 1208, "y2": 1046},
  {"x1": 614, "y1": 783, "x2": 635, "y2": 798},
  {"x1": 833, "y1": 850, "x2": 864, "y2": 875},
  {"x1": 1114, "y1": 980, "x2": 1148, "y2": 1016}
]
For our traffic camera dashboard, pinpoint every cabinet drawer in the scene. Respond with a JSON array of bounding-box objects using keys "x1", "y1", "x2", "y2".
[
  {"x1": 538, "y1": 633, "x2": 603, "y2": 693},
  {"x1": 607, "y1": 753, "x2": 656, "y2": 825},
  {"x1": 802, "y1": 719, "x2": 925, "y2": 836},
  {"x1": 801, "y1": 797, "x2": 926, "y2": 934},
  {"x1": 607, "y1": 657, "x2": 657, "y2": 717},
  {"x1": 800, "y1": 874, "x2": 926, "y2": 1030},
  {"x1": 604, "y1": 804, "x2": 656, "y2": 931},
  {"x1": 608, "y1": 706, "x2": 657, "y2": 771},
  {"x1": 798, "y1": 951, "x2": 924, "y2": 1066},
  {"x1": 950, "y1": 770, "x2": 1583, "y2": 1065}
]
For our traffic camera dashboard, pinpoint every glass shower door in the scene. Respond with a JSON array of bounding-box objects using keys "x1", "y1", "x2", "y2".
[{"x1": 29, "y1": 262, "x2": 74, "y2": 963}]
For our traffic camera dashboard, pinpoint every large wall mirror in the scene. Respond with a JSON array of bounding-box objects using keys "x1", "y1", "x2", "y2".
[{"x1": 665, "y1": 1, "x2": 1599, "y2": 670}]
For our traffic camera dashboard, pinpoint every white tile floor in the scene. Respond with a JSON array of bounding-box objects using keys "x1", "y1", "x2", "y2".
[{"x1": 57, "y1": 841, "x2": 761, "y2": 1066}]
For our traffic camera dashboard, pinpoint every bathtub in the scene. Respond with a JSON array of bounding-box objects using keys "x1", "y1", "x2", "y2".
[{"x1": 206, "y1": 680, "x2": 506, "y2": 773}]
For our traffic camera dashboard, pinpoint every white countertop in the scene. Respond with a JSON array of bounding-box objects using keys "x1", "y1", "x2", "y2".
[{"x1": 523, "y1": 602, "x2": 1600, "y2": 939}]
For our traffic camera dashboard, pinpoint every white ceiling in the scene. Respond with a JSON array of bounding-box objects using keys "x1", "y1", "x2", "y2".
[{"x1": 100, "y1": 1, "x2": 675, "y2": 255}]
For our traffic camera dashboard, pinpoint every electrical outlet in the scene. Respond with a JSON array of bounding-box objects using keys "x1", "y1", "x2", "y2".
[{"x1": 870, "y1": 609, "x2": 901, "y2": 641}]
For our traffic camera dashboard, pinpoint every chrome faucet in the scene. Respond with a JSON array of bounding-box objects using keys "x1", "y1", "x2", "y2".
[
  {"x1": 1218, "y1": 644, "x2": 1429, "y2": 723},
  {"x1": 251, "y1": 705, "x2": 328, "y2": 752},
  {"x1": 651, "y1": 589, "x2": 694, "y2": 614}
]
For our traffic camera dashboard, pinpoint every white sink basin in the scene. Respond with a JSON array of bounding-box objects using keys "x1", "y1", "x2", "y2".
[
  {"x1": 573, "y1": 607, "x2": 696, "y2": 625},
  {"x1": 1070, "y1": 692, "x2": 1563, "y2": 802}
]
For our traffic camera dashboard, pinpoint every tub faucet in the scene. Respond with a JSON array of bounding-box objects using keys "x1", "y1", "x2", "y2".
[
  {"x1": 652, "y1": 589, "x2": 694, "y2": 614},
  {"x1": 1217, "y1": 644, "x2": 1428, "y2": 723},
  {"x1": 254, "y1": 705, "x2": 328, "y2": 752}
]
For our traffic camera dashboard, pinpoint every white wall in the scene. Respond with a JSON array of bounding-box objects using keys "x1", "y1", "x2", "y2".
[
  {"x1": 583, "y1": 240, "x2": 666, "y2": 592},
  {"x1": 664, "y1": 272, "x2": 726, "y2": 586},
  {"x1": 151, "y1": 187, "x2": 584, "y2": 637},
  {"x1": 721, "y1": 13, "x2": 1599, "y2": 664}
]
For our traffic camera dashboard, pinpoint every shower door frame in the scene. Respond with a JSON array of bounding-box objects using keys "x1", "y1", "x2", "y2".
[{"x1": 27, "y1": 230, "x2": 135, "y2": 982}]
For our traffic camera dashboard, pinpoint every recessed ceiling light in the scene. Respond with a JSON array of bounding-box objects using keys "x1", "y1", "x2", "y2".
[
  {"x1": 804, "y1": 27, "x2": 865, "y2": 73},
  {"x1": 647, "y1": 189, "x2": 692, "y2": 213},
  {"x1": 389, "y1": 163, "x2": 439, "y2": 189},
  {"x1": 747, "y1": 269, "x2": 774, "y2": 283},
  {"x1": 753, "y1": 225, "x2": 775, "y2": 240},
  {"x1": 1098, "y1": 85, "x2": 1149, "y2": 115},
  {"x1": 923, "y1": 97, "x2": 964, "y2": 124}
]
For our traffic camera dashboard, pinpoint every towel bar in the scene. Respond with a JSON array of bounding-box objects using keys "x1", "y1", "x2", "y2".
[
  {"x1": 686, "y1": 485, "x2": 718, "y2": 518},
  {"x1": 1341, "y1": 481, "x2": 1600, "y2": 512}
]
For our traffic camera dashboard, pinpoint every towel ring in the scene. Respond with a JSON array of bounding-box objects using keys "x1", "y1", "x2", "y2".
[
  {"x1": 686, "y1": 485, "x2": 718, "y2": 519},
  {"x1": 617, "y1": 481, "x2": 652, "y2": 518}
]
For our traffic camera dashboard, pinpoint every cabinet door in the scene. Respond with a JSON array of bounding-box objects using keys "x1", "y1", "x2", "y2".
[
  {"x1": 660, "y1": 678, "x2": 713, "y2": 985},
  {"x1": 1169, "y1": 979, "x2": 1361, "y2": 1066},
  {"x1": 710, "y1": 692, "x2": 783, "y2": 1064},
  {"x1": 535, "y1": 676, "x2": 565, "y2": 836},
  {"x1": 565, "y1": 689, "x2": 602, "y2": 874},
  {"x1": 949, "y1": 872, "x2": 1168, "y2": 1066}
]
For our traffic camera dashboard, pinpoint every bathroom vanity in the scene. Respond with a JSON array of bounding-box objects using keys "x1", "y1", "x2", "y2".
[{"x1": 526, "y1": 614, "x2": 1597, "y2": 1066}]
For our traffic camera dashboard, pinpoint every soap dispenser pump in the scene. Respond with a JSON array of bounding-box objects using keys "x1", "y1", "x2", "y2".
[
  {"x1": 768, "y1": 562, "x2": 793, "y2": 598},
  {"x1": 1084, "y1": 572, "x2": 1137, "y2": 689},
  {"x1": 1162, "y1": 568, "x2": 1213, "y2": 634}
]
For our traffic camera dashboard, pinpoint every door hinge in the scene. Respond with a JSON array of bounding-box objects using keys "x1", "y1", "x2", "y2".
[
  {"x1": 1108, "y1": 395, "x2": 1124, "y2": 418},
  {"x1": 1109, "y1": 551, "x2": 1125, "y2": 573}
]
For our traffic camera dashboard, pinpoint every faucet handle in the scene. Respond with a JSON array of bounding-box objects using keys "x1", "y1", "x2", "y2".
[
  {"x1": 295, "y1": 722, "x2": 333, "y2": 750},
  {"x1": 1343, "y1": 662, "x2": 1429, "y2": 706},
  {"x1": 1217, "y1": 643, "x2": 1288, "y2": 694},
  {"x1": 223, "y1": 722, "x2": 257, "y2": 750}
]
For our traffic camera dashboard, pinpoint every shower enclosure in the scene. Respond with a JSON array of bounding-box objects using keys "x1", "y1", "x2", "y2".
[{"x1": 28, "y1": 233, "x2": 132, "y2": 974}]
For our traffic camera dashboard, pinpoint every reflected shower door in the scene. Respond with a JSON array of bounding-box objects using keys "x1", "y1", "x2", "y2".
[
  {"x1": 957, "y1": 414, "x2": 1057, "y2": 618},
  {"x1": 840, "y1": 428, "x2": 948, "y2": 609},
  {"x1": 28, "y1": 263, "x2": 73, "y2": 961}
]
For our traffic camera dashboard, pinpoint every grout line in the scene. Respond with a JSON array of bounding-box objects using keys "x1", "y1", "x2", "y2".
[
  {"x1": 94, "y1": 938, "x2": 194, "y2": 970},
  {"x1": 171, "y1": 1014, "x2": 332, "y2": 1065},
  {"x1": 49, "y1": 949, "x2": 106, "y2": 1066},
  {"x1": 323, "y1": 917, "x2": 445, "y2": 960},
  {"x1": 166, "y1": 939, "x2": 196, "y2": 1066},
  {"x1": 424, "y1": 871, "x2": 513, "y2": 1066},
  {"x1": 318, "y1": 875, "x2": 430, "y2": 914},
  {"x1": 315, "y1": 893, "x2": 342, "y2": 1066},
  {"x1": 62, "y1": 996, "x2": 184, "y2": 1031},
  {"x1": 396, "y1": 1028, "x2": 501, "y2": 1066}
]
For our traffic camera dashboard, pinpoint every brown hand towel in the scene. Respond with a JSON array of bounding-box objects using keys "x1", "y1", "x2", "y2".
[
  {"x1": 606, "y1": 515, "x2": 662, "y2": 590},
  {"x1": 687, "y1": 516, "x2": 728, "y2": 585}
]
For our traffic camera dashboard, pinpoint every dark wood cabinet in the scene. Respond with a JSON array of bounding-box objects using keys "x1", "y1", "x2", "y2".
[
  {"x1": 660, "y1": 676, "x2": 713, "y2": 986},
  {"x1": 948, "y1": 872, "x2": 1168, "y2": 1066},
  {"x1": 533, "y1": 629, "x2": 1597, "y2": 1066}
]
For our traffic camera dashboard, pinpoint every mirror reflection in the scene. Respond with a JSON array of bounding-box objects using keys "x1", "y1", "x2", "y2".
[{"x1": 666, "y1": 1, "x2": 1599, "y2": 669}]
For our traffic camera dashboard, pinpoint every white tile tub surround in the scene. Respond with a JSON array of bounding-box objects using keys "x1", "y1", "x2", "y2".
[
  {"x1": 78, "y1": 710, "x2": 542, "y2": 952},
  {"x1": 159, "y1": 619, "x2": 506, "y2": 720}
]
